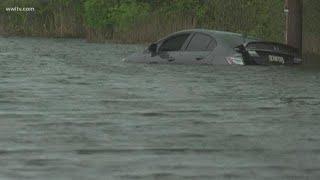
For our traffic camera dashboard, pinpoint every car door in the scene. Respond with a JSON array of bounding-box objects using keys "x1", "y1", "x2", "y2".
[
  {"x1": 147, "y1": 33, "x2": 191, "y2": 64},
  {"x1": 175, "y1": 33, "x2": 217, "y2": 64}
]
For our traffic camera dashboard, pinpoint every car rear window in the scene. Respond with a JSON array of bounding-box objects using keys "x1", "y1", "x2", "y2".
[
  {"x1": 186, "y1": 33, "x2": 216, "y2": 51},
  {"x1": 159, "y1": 34, "x2": 190, "y2": 52},
  {"x1": 207, "y1": 40, "x2": 217, "y2": 51},
  {"x1": 218, "y1": 34, "x2": 244, "y2": 48}
]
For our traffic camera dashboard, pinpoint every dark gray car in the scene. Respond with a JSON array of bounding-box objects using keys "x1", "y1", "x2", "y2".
[{"x1": 124, "y1": 29, "x2": 302, "y2": 65}]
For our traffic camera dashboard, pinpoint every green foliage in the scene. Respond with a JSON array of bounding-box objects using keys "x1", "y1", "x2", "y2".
[
  {"x1": 196, "y1": 0, "x2": 284, "y2": 42},
  {"x1": 1, "y1": 0, "x2": 286, "y2": 42},
  {"x1": 158, "y1": 0, "x2": 199, "y2": 13},
  {"x1": 83, "y1": 0, "x2": 150, "y2": 31},
  {"x1": 110, "y1": 1, "x2": 150, "y2": 31},
  {"x1": 83, "y1": 0, "x2": 116, "y2": 28}
]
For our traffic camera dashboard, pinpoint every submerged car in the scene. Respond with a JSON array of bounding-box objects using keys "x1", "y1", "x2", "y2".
[{"x1": 124, "y1": 29, "x2": 302, "y2": 65}]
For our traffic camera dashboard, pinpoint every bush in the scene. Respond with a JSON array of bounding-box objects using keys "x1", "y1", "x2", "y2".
[
  {"x1": 0, "y1": 0, "x2": 286, "y2": 42},
  {"x1": 83, "y1": 0, "x2": 116, "y2": 29},
  {"x1": 111, "y1": 1, "x2": 150, "y2": 32}
]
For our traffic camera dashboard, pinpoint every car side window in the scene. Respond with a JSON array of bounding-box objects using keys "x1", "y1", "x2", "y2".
[
  {"x1": 159, "y1": 34, "x2": 190, "y2": 52},
  {"x1": 186, "y1": 33, "x2": 217, "y2": 51},
  {"x1": 207, "y1": 39, "x2": 217, "y2": 51}
]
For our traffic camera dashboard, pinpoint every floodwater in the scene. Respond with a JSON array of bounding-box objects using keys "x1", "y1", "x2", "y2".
[{"x1": 0, "y1": 36, "x2": 320, "y2": 180}]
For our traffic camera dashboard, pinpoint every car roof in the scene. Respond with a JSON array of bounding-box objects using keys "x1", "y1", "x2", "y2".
[
  {"x1": 176, "y1": 29, "x2": 242, "y2": 36},
  {"x1": 168, "y1": 29, "x2": 259, "y2": 47}
]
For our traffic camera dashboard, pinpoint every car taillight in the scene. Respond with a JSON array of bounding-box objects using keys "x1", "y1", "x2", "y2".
[{"x1": 226, "y1": 54, "x2": 244, "y2": 65}]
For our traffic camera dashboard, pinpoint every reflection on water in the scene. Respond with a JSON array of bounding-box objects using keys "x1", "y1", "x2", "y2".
[{"x1": 0, "y1": 36, "x2": 320, "y2": 180}]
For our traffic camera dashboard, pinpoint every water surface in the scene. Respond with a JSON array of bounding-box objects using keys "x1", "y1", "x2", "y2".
[{"x1": 0, "y1": 36, "x2": 320, "y2": 180}]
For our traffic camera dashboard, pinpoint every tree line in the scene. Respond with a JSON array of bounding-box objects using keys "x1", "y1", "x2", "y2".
[{"x1": 0, "y1": 0, "x2": 285, "y2": 43}]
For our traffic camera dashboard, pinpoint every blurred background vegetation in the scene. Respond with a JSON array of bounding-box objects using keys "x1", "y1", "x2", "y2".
[
  {"x1": 0, "y1": 0, "x2": 285, "y2": 43},
  {"x1": 0, "y1": 0, "x2": 319, "y2": 55}
]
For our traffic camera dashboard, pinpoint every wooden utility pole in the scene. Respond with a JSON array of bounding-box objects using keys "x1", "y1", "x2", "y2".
[{"x1": 285, "y1": 0, "x2": 303, "y2": 55}]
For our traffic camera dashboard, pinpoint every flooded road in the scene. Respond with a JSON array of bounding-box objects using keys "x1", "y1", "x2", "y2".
[{"x1": 0, "y1": 36, "x2": 320, "y2": 180}]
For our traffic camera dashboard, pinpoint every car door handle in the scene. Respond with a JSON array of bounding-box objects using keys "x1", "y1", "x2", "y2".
[
  {"x1": 196, "y1": 56, "x2": 204, "y2": 61},
  {"x1": 168, "y1": 57, "x2": 175, "y2": 62}
]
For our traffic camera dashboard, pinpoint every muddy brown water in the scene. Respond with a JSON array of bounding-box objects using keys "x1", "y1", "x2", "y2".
[{"x1": 0, "y1": 36, "x2": 320, "y2": 180}]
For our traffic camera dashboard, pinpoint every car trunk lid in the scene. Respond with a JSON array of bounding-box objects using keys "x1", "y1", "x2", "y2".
[{"x1": 240, "y1": 41, "x2": 301, "y2": 65}]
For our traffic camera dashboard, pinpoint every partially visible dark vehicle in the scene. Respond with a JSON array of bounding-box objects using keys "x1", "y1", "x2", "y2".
[{"x1": 124, "y1": 29, "x2": 302, "y2": 65}]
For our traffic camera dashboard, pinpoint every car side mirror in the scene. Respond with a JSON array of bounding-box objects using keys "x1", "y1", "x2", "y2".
[{"x1": 148, "y1": 43, "x2": 157, "y2": 56}]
